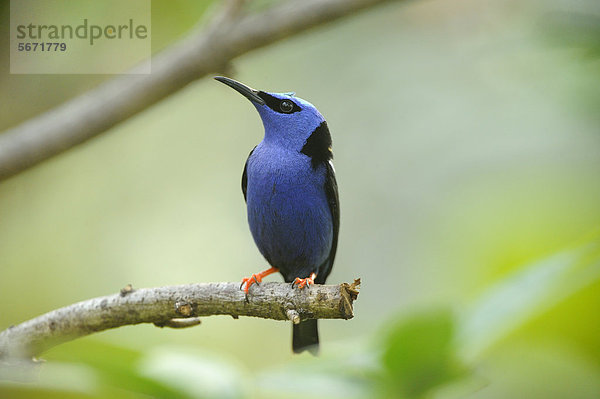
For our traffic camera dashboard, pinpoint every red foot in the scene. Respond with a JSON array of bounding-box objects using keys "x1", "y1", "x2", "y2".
[
  {"x1": 241, "y1": 267, "x2": 279, "y2": 294},
  {"x1": 292, "y1": 273, "x2": 317, "y2": 290}
]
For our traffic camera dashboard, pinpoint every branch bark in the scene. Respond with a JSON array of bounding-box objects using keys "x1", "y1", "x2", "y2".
[
  {"x1": 0, "y1": 0, "x2": 398, "y2": 181},
  {"x1": 0, "y1": 280, "x2": 360, "y2": 359}
]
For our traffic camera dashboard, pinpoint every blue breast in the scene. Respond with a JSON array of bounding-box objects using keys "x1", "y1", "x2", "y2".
[{"x1": 246, "y1": 142, "x2": 333, "y2": 282}]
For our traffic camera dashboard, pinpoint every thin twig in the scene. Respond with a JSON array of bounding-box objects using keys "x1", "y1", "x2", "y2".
[
  {"x1": 154, "y1": 317, "x2": 202, "y2": 329},
  {"x1": 0, "y1": 280, "x2": 360, "y2": 359},
  {"x1": 0, "y1": 0, "x2": 397, "y2": 181}
]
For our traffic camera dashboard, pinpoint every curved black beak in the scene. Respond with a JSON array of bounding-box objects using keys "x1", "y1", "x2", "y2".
[{"x1": 214, "y1": 76, "x2": 265, "y2": 105}]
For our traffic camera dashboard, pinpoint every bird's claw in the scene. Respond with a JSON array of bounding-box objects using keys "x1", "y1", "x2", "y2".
[
  {"x1": 291, "y1": 273, "x2": 316, "y2": 290},
  {"x1": 239, "y1": 267, "x2": 279, "y2": 296},
  {"x1": 240, "y1": 274, "x2": 262, "y2": 294}
]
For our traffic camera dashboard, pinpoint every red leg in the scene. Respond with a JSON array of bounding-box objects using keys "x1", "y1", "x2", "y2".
[
  {"x1": 241, "y1": 267, "x2": 279, "y2": 294},
  {"x1": 292, "y1": 272, "x2": 317, "y2": 290}
]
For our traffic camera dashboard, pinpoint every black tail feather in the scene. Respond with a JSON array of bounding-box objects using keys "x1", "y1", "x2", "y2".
[{"x1": 292, "y1": 319, "x2": 319, "y2": 355}]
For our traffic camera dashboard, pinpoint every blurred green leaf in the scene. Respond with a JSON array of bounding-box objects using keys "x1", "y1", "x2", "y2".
[
  {"x1": 42, "y1": 340, "x2": 192, "y2": 398},
  {"x1": 137, "y1": 346, "x2": 249, "y2": 399},
  {"x1": 539, "y1": 7, "x2": 600, "y2": 59},
  {"x1": 457, "y1": 234, "x2": 600, "y2": 360},
  {"x1": 380, "y1": 310, "x2": 468, "y2": 399},
  {"x1": 256, "y1": 343, "x2": 376, "y2": 399},
  {"x1": 0, "y1": 360, "x2": 99, "y2": 399}
]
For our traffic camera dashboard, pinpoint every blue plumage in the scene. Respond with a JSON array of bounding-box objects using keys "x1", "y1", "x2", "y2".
[
  {"x1": 246, "y1": 94, "x2": 333, "y2": 283},
  {"x1": 215, "y1": 77, "x2": 339, "y2": 354}
]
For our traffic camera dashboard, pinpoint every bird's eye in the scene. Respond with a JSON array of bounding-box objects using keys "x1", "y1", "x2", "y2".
[{"x1": 280, "y1": 100, "x2": 294, "y2": 113}]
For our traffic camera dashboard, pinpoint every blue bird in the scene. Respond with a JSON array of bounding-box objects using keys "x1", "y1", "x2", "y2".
[{"x1": 215, "y1": 76, "x2": 340, "y2": 354}]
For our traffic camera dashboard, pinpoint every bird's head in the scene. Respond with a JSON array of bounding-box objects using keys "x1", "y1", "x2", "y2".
[{"x1": 215, "y1": 76, "x2": 326, "y2": 152}]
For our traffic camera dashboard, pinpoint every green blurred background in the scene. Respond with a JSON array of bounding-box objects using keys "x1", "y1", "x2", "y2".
[{"x1": 1, "y1": 0, "x2": 599, "y2": 398}]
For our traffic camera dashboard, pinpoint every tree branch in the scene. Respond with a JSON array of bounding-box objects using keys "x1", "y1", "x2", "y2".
[
  {"x1": 0, "y1": 0, "x2": 398, "y2": 181},
  {"x1": 0, "y1": 280, "x2": 360, "y2": 359}
]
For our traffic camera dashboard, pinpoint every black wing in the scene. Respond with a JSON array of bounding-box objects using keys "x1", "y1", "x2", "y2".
[
  {"x1": 241, "y1": 147, "x2": 256, "y2": 203},
  {"x1": 316, "y1": 160, "x2": 339, "y2": 284}
]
